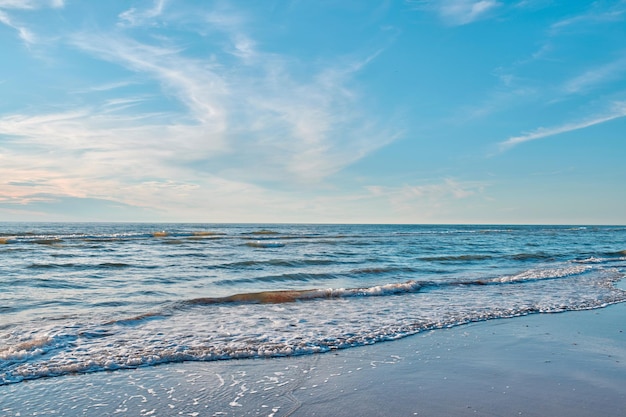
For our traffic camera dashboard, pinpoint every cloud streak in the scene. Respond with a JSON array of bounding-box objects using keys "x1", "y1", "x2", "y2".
[
  {"x1": 550, "y1": 2, "x2": 626, "y2": 32},
  {"x1": 71, "y1": 33, "x2": 230, "y2": 139},
  {"x1": 0, "y1": 0, "x2": 65, "y2": 45},
  {"x1": 562, "y1": 56, "x2": 626, "y2": 94},
  {"x1": 0, "y1": 10, "x2": 37, "y2": 44},
  {"x1": 118, "y1": 0, "x2": 167, "y2": 27},
  {"x1": 412, "y1": 0, "x2": 501, "y2": 26},
  {"x1": 0, "y1": 0, "x2": 63, "y2": 9},
  {"x1": 499, "y1": 102, "x2": 626, "y2": 150}
]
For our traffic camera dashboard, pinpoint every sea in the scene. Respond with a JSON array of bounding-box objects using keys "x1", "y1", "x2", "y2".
[{"x1": 1, "y1": 223, "x2": 626, "y2": 386}]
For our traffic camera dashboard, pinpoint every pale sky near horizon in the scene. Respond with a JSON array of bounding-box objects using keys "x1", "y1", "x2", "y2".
[{"x1": 0, "y1": 0, "x2": 625, "y2": 224}]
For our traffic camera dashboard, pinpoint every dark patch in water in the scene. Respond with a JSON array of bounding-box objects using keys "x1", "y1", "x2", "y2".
[
  {"x1": 510, "y1": 252, "x2": 554, "y2": 261},
  {"x1": 98, "y1": 262, "x2": 132, "y2": 268},
  {"x1": 419, "y1": 254, "x2": 493, "y2": 262}
]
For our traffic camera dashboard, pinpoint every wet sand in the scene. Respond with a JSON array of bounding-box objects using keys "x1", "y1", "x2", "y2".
[{"x1": 2, "y1": 302, "x2": 626, "y2": 416}]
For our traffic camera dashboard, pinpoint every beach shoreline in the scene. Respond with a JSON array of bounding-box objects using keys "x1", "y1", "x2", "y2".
[{"x1": 2, "y1": 301, "x2": 625, "y2": 416}]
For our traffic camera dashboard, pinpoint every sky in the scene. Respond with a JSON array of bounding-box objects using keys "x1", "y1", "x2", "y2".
[{"x1": 0, "y1": 0, "x2": 625, "y2": 224}]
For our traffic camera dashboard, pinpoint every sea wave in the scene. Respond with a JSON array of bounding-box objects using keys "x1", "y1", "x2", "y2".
[
  {"x1": 189, "y1": 265, "x2": 597, "y2": 306},
  {"x1": 184, "y1": 280, "x2": 427, "y2": 306},
  {"x1": 491, "y1": 264, "x2": 591, "y2": 283},
  {"x1": 3, "y1": 223, "x2": 626, "y2": 386},
  {"x1": 214, "y1": 272, "x2": 342, "y2": 286},
  {"x1": 218, "y1": 258, "x2": 339, "y2": 269},
  {"x1": 0, "y1": 335, "x2": 75, "y2": 362},
  {"x1": 2, "y1": 268, "x2": 625, "y2": 386}
]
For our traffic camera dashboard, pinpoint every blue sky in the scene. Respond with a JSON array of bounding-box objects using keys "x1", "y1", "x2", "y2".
[{"x1": 0, "y1": 0, "x2": 624, "y2": 224}]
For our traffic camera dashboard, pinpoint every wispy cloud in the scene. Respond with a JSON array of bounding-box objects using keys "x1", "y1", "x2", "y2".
[
  {"x1": 550, "y1": 2, "x2": 626, "y2": 32},
  {"x1": 368, "y1": 179, "x2": 480, "y2": 200},
  {"x1": 412, "y1": 0, "x2": 501, "y2": 26},
  {"x1": 69, "y1": 6, "x2": 397, "y2": 181},
  {"x1": 72, "y1": 80, "x2": 138, "y2": 94},
  {"x1": 0, "y1": 10, "x2": 37, "y2": 45},
  {"x1": 499, "y1": 102, "x2": 626, "y2": 150},
  {"x1": 0, "y1": 105, "x2": 230, "y2": 217},
  {"x1": 0, "y1": 3, "x2": 398, "y2": 220},
  {"x1": 71, "y1": 33, "x2": 229, "y2": 127},
  {"x1": 457, "y1": 1, "x2": 626, "y2": 122},
  {"x1": 562, "y1": 56, "x2": 626, "y2": 94},
  {"x1": 118, "y1": 0, "x2": 167, "y2": 27},
  {"x1": 0, "y1": 0, "x2": 65, "y2": 45},
  {"x1": 513, "y1": 0, "x2": 552, "y2": 9},
  {"x1": 0, "y1": 0, "x2": 63, "y2": 9},
  {"x1": 366, "y1": 179, "x2": 486, "y2": 218}
]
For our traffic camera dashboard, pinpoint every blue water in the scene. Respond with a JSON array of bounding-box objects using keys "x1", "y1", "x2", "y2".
[{"x1": 1, "y1": 223, "x2": 625, "y2": 385}]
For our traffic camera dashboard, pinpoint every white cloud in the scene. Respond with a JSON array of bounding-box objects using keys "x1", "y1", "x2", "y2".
[
  {"x1": 368, "y1": 179, "x2": 482, "y2": 204},
  {"x1": 0, "y1": 0, "x2": 63, "y2": 9},
  {"x1": 362, "y1": 179, "x2": 486, "y2": 221},
  {"x1": 413, "y1": 0, "x2": 501, "y2": 26},
  {"x1": 118, "y1": 0, "x2": 167, "y2": 27},
  {"x1": 0, "y1": 104, "x2": 231, "y2": 216},
  {"x1": 69, "y1": 12, "x2": 396, "y2": 181},
  {"x1": 551, "y1": 5, "x2": 626, "y2": 32},
  {"x1": 71, "y1": 33, "x2": 229, "y2": 127},
  {"x1": 72, "y1": 80, "x2": 137, "y2": 94},
  {"x1": 0, "y1": 9, "x2": 11, "y2": 24},
  {"x1": 499, "y1": 102, "x2": 626, "y2": 150},
  {"x1": 562, "y1": 56, "x2": 626, "y2": 94},
  {"x1": 0, "y1": 10, "x2": 37, "y2": 45},
  {"x1": 0, "y1": 105, "x2": 230, "y2": 219},
  {"x1": 514, "y1": 0, "x2": 552, "y2": 9}
]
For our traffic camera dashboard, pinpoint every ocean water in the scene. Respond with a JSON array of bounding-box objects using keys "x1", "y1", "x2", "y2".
[{"x1": 1, "y1": 223, "x2": 625, "y2": 386}]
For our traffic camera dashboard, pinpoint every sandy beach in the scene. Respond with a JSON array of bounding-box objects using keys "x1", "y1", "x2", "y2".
[{"x1": 3, "y1": 299, "x2": 625, "y2": 417}]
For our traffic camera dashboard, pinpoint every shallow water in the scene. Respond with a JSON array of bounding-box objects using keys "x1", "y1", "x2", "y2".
[{"x1": 1, "y1": 223, "x2": 625, "y2": 384}]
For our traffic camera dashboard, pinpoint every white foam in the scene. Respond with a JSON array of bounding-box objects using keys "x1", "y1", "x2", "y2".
[
  {"x1": 245, "y1": 241, "x2": 285, "y2": 248},
  {"x1": 493, "y1": 264, "x2": 591, "y2": 283},
  {"x1": 2, "y1": 262, "x2": 625, "y2": 386}
]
